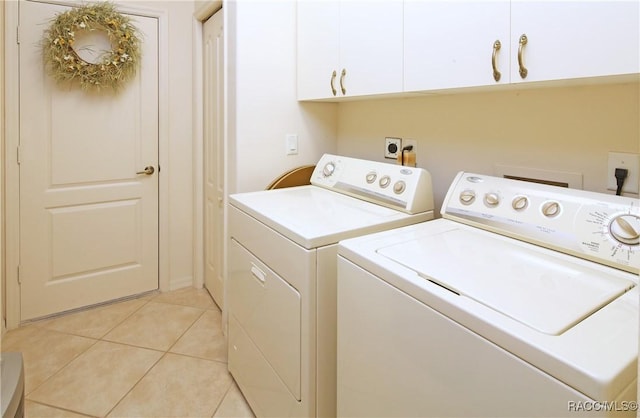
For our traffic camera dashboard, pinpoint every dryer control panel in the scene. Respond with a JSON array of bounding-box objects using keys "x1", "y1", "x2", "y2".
[
  {"x1": 311, "y1": 154, "x2": 434, "y2": 214},
  {"x1": 442, "y1": 172, "x2": 639, "y2": 274}
]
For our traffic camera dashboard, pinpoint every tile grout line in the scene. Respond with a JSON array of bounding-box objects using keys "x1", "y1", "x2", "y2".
[
  {"x1": 24, "y1": 335, "x2": 101, "y2": 399},
  {"x1": 12, "y1": 288, "x2": 230, "y2": 417},
  {"x1": 103, "y1": 292, "x2": 215, "y2": 417},
  {"x1": 94, "y1": 295, "x2": 155, "y2": 340},
  {"x1": 102, "y1": 351, "x2": 168, "y2": 418},
  {"x1": 210, "y1": 377, "x2": 235, "y2": 418},
  {"x1": 25, "y1": 399, "x2": 98, "y2": 418}
]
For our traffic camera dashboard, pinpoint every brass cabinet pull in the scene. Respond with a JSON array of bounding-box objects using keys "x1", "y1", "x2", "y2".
[
  {"x1": 340, "y1": 68, "x2": 346, "y2": 95},
  {"x1": 492, "y1": 40, "x2": 502, "y2": 82},
  {"x1": 518, "y1": 34, "x2": 528, "y2": 79},
  {"x1": 330, "y1": 70, "x2": 337, "y2": 96}
]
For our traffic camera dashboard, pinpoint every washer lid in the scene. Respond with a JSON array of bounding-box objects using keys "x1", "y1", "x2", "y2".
[{"x1": 376, "y1": 227, "x2": 636, "y2": 335}]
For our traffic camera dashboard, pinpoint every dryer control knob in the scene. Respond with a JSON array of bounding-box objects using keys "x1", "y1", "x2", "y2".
[
  {"x1": 379, "y1": 175, "x2": 391, "y2": 188},
  {"x1": 484, "y1": 192, "x2": 500, "y2": 207},
  {"x1": 542, "y1": 201, "x2": 561, "y2": 218},
  {"x1": 366, "y1": 171, "x2": 377, "y2": 184},
  {"x1": 322, "y1": 162, "x2": 336, "y2": 177},
  {"x1": 393, "y1": 181, "x2": 406, "y2": 194},
  {"x1": 459, "y1": 190, "x2": 476, "y2": 205},
  {"x1": 609, "y1": 215, "x2": 640, "y2": 246}
]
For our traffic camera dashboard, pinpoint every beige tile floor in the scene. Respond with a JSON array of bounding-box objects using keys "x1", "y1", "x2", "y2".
[{"x1": 1, "y1": 287, "x2": 255, "y2": 418}]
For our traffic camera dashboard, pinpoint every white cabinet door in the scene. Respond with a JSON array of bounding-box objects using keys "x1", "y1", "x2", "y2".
[
  {"x1": 297, "y1": 0, "x2": 403, "y2": 100},
  {"x1": 338, "y1": 0, "x2": 403, "y2": 97},
  {"x1": 510, "y1": 0, "x2": 640, "y2": 83},
  {"x1": 297, "y1": 1, "x2": 340, "y2": 100},
  {"x1": 404, "y1": 1, "x2": 510, "y2": 92}
]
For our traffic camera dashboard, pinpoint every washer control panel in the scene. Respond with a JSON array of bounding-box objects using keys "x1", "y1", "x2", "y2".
[
  {"x1": 443, "y1": 172, "x2": 639, "y2": 273},
  {"x1": 310, "y1": 154, "x2": 434, "y2": 214}
]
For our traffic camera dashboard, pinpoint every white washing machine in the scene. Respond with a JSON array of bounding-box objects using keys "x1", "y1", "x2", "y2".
[
  {"x1": 337, "y1": 172, "x2": 639, "y2": 417},
  {"x1": 227, "y1": 154, "x2": 435, "y2": 417}
]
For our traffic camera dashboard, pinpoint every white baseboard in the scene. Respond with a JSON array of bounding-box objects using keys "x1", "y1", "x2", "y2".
[{"x1": 168, "y1": 276, "x2": 194, "y2": 291}]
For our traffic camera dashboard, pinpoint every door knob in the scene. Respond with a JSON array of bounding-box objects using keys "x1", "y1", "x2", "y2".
[{"x1": 136, "y1": 166, "x2": 155, "y2": 175}]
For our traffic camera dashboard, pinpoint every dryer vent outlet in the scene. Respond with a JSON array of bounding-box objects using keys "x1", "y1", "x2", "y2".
[{"x1": 385, "y1": 137, "x2": 402, "y2": 159}]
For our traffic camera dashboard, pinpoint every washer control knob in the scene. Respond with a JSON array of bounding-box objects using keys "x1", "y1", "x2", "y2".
[
  {"x1": 366, "y1": 171, "x2": 377, "y2": 184},
  {"x1": 542, "y1": 201, "x2": 561, "y2": 218},
  {"x1": 609, "y1": 215, "x2": 640, "y2": 246},
  {"x1": 379, "y1": 175, "x2": 391, "y2": 188},
  {"x1": 322, "y1": 162, "x2": 336, "y2": 177},
  {"x1": 512, "y1": 196, "x2": 529, "y2": 211},
  {"x1": 393, "y1": 181, "x2": 406, "y2": 195},
  {"x1": 484, "y1": 192, "x2": 500, "y2": 207},
  {"x1": 459, "y1": 190, "x2": 476, "y2": 205}
]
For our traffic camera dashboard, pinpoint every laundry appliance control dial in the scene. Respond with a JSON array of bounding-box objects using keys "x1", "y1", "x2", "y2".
[
  {"x1": 459, "y1": 190, "x2": 476, "y2": 205},
  {"x1": 366, "y1": 171, "x2": 377, "y2": 184},
  {"x1": 484, "y1": 192, "x2": 500, "y2": 207},
  {"x1": 379, "y1": 175, "x2": 391, "y2": 188},
  {"x1": 322, "y1": 162, "x2": 336, "y2": 177},
  {"x1": 542, "y1": 201, "x2": 561, "y2": 218},
  {"x1": 512, "y1": 196, "x2": 529, "y2": 211},
  {"x1": 609, "y1": 214, "x2": 640, "y2": 246}
]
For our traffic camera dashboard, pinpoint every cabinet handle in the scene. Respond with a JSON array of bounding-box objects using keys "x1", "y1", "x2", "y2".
[
  {"x1": 518, "y1": 34, "x2": 528, "y2": 79},
  {"x1": 340, "y1": 68, "x2": 347, "y2": 95},
  {"x1": 492, "y1": 40, "x2": 501, "y2": 82},
  {"x1": 330, "y1": 70, "x2": 337, "y2": 96}
]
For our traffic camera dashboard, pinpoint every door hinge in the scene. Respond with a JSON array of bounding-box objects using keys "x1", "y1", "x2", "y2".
[
  {"x1": 16, "y1": 146, "x2": 21, "y2": 165},
  {"x1": 17, "y1": 265, "x2": 21, "y2": 284},
  {"x1": 16, "y1": 25, "x2": 20, "y2": 44}
]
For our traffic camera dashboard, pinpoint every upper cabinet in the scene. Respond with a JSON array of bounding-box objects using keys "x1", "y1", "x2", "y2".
[
  {"x1": 404, "y1": 1, "x2": 511, "y2": 92},
  {"x1": 298, "y1": 0, "x2": 640, "y2": 101},
  {"x1": 297, "y1": 0, "x2": 403, "y2": 100},
  {"x1": 509, "y1": 1, "x2": 640, "y2": 84}
]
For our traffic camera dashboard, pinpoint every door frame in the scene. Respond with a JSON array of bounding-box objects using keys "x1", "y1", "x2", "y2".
[
  {"x1": 3, "y1": 0, "x2": 171, "y2": 329},
  {"x1": 192, "y1": 0, "x2": 224, "y2": 290}
]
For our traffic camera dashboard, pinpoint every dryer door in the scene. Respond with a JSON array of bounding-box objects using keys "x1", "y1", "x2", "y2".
[{"x1": 228, "y1": 239, "x2": 301, "y2": 399}]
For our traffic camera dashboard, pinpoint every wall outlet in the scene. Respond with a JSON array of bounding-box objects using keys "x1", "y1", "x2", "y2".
[
  {"x1": 385, "y1": 137, "x2": 402, "y2": 159},
  {"x1": 607, "y1": 152, "x2": 640, "y2": 194}
]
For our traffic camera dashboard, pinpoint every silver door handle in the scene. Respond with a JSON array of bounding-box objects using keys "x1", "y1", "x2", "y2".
[{"x1": 136, "y1": 166, "x2": 155, "y2": 175}]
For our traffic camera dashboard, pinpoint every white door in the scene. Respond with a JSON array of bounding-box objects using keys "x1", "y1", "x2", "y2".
[
  {"x1": 404, "y1": 1, "x2": 510, "y2": 91},
  {"x1": 296, "y1": 1, "x2": 339, "y2": 100},
  {"x1": 338, "y1": 0, "x2": 403, "y2": 97},
  {"x1": 510, "y1": 1, "x2": 640, "y2": 83},
  {"x1": 203, "y1": 10, "x2": 225, "y2": 309},
  {"x1": 19, "y1": 1, "x2": 159, "y2": 320}
]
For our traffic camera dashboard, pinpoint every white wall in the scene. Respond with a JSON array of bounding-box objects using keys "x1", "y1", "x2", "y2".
[
  {"x1": 1, "y1": 0, "x2": 5, "y2": 331},
  {"x1": 227, "y1": 0, "x2": 337, "y2": 193},
  {"x1": 337, "y1": 82, "x2": 640, "y2": 214}
]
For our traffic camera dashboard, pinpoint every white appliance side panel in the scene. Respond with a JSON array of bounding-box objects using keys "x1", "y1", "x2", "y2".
[
  {"x1": 316, "y1": 245, "x2": 338, "y2": 418},
  {"x1": 228, "y1": 239, "x2": 301, "y2": 399},
  {"x1": 228, "y1": 315, "x2": 301, "y2": 417},
  {"x1": 335, "y1": 257, "x2": 624, "y2": 418}
]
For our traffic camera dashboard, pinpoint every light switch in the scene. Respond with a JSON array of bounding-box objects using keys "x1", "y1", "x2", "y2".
[{"x1": 286, "y1": 134, "x2": 298, "y2": 155}]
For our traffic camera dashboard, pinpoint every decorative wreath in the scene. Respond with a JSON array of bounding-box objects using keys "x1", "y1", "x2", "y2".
[{"x1": 43, "y1": 2, "x2": 141, "y2": 91}]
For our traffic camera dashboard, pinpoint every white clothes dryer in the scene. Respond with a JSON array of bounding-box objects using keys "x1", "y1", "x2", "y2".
[
  {"x1": 227, "y1": 154, "x2": 435, "y2": 417},
  {"x1": 337, "y1": 172, "x2": 638, "y2": 417}
]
